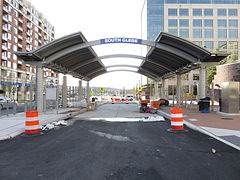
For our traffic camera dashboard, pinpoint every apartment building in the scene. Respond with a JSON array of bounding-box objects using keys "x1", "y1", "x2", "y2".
[
  {"x1": 0, "y1": 0, "x2": 56, "y2": 101},
  {"x1": 142, "y1": 0, "x2": 240, "y2": 99}
]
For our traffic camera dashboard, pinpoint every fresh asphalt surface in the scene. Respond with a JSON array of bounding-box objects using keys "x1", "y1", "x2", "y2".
[{"x1": 0, "y1": 103, "x2": 240, "y2": 180}]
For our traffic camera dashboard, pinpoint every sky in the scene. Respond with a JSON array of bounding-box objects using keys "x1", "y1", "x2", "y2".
[{"x1": 29, "y1": 0, "x2": 147, "y2": 89}]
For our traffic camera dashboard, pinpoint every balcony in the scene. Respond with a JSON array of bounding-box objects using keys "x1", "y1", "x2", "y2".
[
  {"x1": 18, "y1": 43, "x2": 23, "y2": 48},
  {"x1": 27, "y1": 22, "x2": 32, "y2": 28},
  {"x1": 2, "y1": 16, "x2": 8, "y2": 22},
  {"x1": 2, "y1": 44, "x2": 8, "y2": 51},
  {"x1": 3, "y1": 6, "x2": 8, "y2": 12},
  {"x1": 2, "y1": 35, "x2": 8, "y2": 41},
  {"x1": 18, "y1": 18, "x2": 23, "y2": 23},
  {"x1": 18, "y1": 26, "x2": 23, "y2": 32},
  {"x1": 2, "y1": 54, "x2": 8, "y2": 61},
  {"x1": 2, "y1": 25, "x2": 8, "y2": 32},
  {"x1": 18, "y1": 35, "x2": 23, "y2": 40}
]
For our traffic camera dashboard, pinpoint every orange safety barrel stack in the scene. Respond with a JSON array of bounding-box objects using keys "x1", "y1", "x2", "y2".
[
  {"x1": 22, "y1": 109, "x2": 42, "y2": 136},
  {"x1": 167, "y1": 107, "x2": 188, "y2": 133}
]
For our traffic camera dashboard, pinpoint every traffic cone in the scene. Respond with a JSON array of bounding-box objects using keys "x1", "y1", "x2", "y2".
[
  {"x1": 167, "y1": 107, "x2": 188, "y2": 133},
  {"x1": 126, "y1": 99, "x2": 129, "y2": 104}
]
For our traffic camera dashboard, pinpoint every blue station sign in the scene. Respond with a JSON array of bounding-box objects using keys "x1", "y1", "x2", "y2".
[{"x1": 100, "y1": 38, "x2": 142, "y2": 44}]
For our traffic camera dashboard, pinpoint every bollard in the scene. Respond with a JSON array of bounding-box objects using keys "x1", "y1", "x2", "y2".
[
  {"x1": 167, "y1": 107, "x2": 188, "y2": 133},
  {"x1": 22, "y1": 109, "x2": 43, "y2": 137}
]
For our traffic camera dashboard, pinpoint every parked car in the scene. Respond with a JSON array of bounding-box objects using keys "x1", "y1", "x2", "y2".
[
  {"x1": 122, "y1": 95, "x2": 134, "y2": 101},
  {"x1": 0, "y1": 96, "x2": 18, "y2": 109}
]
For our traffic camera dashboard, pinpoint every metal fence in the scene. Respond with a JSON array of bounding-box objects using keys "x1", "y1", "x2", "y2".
[{"x1": 0, "y1": 102, "x2": 17, "y2": 116}]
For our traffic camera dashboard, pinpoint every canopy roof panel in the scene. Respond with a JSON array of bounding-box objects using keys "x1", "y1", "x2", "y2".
[
  {"x1": 15, "y1": 31, "x2": 228, "y2": 81},
  {"x1": 140, "y1": 32, "x2": 227, "y2": 78}
]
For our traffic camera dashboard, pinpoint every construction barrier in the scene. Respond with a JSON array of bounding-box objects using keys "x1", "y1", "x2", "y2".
[
  {"x1": 87, "y1": 102, "x2": 95, "y2": 111},
  {"x1": 167, "y1": 107, "x2": 188, "y2": 133},
  {"x1": 111, "y1": 99, "x2": 115, "y2": 104},
  {"x1": 22, "y1": 109, "x2": 42, "y2": 136},
  {"x1": 151, "y1": 101, "x2": 160, "y2": 109}
]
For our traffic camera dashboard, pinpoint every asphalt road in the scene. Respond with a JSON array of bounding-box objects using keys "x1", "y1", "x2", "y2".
[{"x1": 0, "y1": 104, "x2": 240, "y2": 180}]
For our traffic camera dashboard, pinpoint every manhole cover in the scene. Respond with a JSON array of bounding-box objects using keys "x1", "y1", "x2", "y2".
[{"x1": 221, "y1": 117, "x2": 233, "y2": 120}]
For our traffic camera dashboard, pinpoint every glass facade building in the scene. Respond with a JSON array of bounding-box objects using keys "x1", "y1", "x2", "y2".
[{"x1": 144, "y1": 0, "x2": 240, "y2": 98}]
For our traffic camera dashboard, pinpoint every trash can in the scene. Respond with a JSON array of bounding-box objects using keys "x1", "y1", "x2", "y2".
[{"x1": 198, "y1": 97, "x2": 210, "y2": 113}]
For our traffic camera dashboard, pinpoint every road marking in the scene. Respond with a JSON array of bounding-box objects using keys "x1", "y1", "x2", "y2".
[
  {"x1": 89, "y1": 130, "x2": 130, "y2": 142},
  {"x1": 189, "y1": 119, "x2": 198, "y2": 121}
]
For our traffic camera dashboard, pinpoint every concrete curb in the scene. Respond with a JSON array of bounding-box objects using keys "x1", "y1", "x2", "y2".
[
  {"x1": 157, "y1": 109, "x2": 240, "y2": 151},
  {"x1": 184, "y1": 121, "x2": 240, "y2": 151},
  {"x1": 0, "y1": 108, "x2": 87, "y2": 141}
]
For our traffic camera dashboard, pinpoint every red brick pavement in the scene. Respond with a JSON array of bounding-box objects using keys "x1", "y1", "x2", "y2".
[{"x1": 160, "y1": 105, "x2": 240, "y2": 131}]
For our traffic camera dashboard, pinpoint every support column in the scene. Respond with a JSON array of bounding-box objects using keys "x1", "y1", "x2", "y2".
[
  {"x1": 62, "y1": 76, "x2": 67, "y2": 108},
  {"x1": 161, "y1": 79, "x2": 165, "y2": 98},
  {"x1": 36, "y1": 66, "x2": 44, "y2": 112},
  {"x1": 154, "y1": 81, "x2": 159, "y2": 99},
  {"x1": 199, "y1": 63, "x2": 207, "y2": 99},
  {"x1": 176, "y1": 74, "x2": 182, "y2": 106},
  {"x1": 78, "y1": 80, "x2": 82, "y2": 101},
  {"x1": 86, "y1": 81, "x2": 90, "y2": 104}
]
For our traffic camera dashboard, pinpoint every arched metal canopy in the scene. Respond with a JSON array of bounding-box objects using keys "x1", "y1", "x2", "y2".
[{"x1": 15, "y1": 31, "x2": 227, "y2": 81}]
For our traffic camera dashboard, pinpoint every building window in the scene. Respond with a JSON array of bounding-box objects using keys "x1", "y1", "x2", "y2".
[
  {"x1": 168, "y1": 85, "x2": 176, "y2": 95},
  {"x1": 204, "y1": 41, "x2": 214, "y2": 49},
  {"x1": 229, "y1": 20, "x2": 238, "y2": 27},
  {"x1": 179, "y1": 9, "x2": 189, "y2": 16},
  {"x1": 228, "y1": 41, "x2": 238, "y2": 49},
  {"x1": 204, "y1": 9, "x2": 213, "y2": 16},
  {"x1": 183, "y1": 85, "x2": 189, "y2": 93},
  {"x1": 218, "y1": 20, "x2": 227, "y2": 27},
  {"x1": 168, "y1": 9, "x2": 177, "y2": 16},
  {"x1": 14, "y1": 10, "x2": 18, "y2": 17},
  {"x1": 179, "y1": 29, "x2": 189, "y2": 38},
  {"x1": 14, "y1": 19, "x2": 18, "y2": 26},
  {"x1": 14, "y1": 36, "x2": 18, "y2": 43},
  {"x1": 228, "y1": 9, "x2": 238, "y2": 16},
  {"x1": 217, "y1": 9, "x2": 226, "y2": 16},
  {"x1": 218, "y1": 29, "x2": 227, "y2": 38},
  {"x1": 204, "y1": 20, "x2": 213, "y2": 27},
  {"x1": 228, "y1": 29, "x2": 238, "y2": 38},
  {"x1": 204, "y1": 29, "x2": 213, "y2": 38},
  {"x1": 179, "y1": 19, "x2": 189, "y2": 27},
  {"x1": 193, "y1": 9, "x2": 202, "y2": 16},
  {"x1": 193, "y1": 20, "x2": 202, "y2": 27},
  {"x1": 193, "y1": 41, "x2": 202, "y2": 46},
  {"x1": 168, "y1": 29, "x2": 178, "y2": 35},
  {"x1": 193, "y1": 74, "x2": 199, "y2": 80},
  {"x1": 193, "y1": 29, "x2": 202, "y2": 38},
  {"x1": 218, "y1": 41, "x2": 227, "y2": 49},
  {"x1": 8, "y1": 15, "x2": 12, "y2": 22},
  {"x1": 168, "y1": 19, "x2": 178, "y2": 27}
]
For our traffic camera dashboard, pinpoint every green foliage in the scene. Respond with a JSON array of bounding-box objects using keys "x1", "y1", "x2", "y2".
[{"x1": 207, "y1": 66, "x2": 217, "y2": 86}]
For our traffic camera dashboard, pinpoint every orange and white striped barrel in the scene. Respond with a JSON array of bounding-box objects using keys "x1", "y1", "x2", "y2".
[
  {"x1": 111, "y1": 99, "x2": 115, "y2": 104},
  {"x1": 168, "y1": 107, "x2": 188, "y2": 133},
  {"x1": 25, "y1": 110, "x2": 41, "y2": 135}
]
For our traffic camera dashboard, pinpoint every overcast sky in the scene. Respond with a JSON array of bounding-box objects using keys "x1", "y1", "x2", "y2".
[{"x1": 30, "y1": 0, "x2": 146, "y2": 89}]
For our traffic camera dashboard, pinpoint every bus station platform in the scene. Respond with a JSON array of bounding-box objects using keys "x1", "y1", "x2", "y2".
[{"x1": 157, "y1": 105, "x2": 240, "y2": 150}]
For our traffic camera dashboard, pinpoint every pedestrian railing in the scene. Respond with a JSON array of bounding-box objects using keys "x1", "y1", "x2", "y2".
[{"x1": 0, "y1": 102, "x2": 17, "y2": 117}]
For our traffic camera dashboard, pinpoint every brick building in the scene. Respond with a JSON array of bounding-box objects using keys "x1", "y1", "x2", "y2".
[
  {"x1": 0, "y1": 0, "x2": 56, "y2": 101},
  {"x1": 214, "y1": 62, "x2": 240, "y2": 85}
]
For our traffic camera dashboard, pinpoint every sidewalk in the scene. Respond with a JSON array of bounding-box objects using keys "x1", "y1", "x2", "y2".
[
  {"x1": 0, "y1": 108, "x2": 86, "y2": 141},
  {"x1": 157, "y1": 105, "x2": 240, "y2": 150}
]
